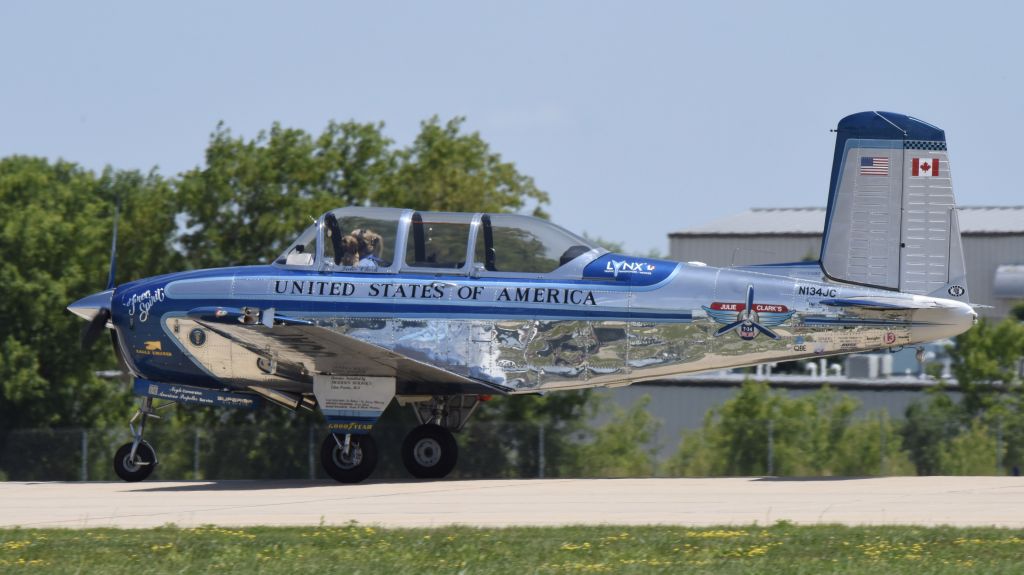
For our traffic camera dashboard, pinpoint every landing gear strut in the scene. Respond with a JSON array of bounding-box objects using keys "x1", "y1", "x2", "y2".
[
  {"x1": 113, "y1": 397, "x2": 159, "y2": 482},
  {"x1": 321, "y1": 433, "x2": 378, "y2": 483}
]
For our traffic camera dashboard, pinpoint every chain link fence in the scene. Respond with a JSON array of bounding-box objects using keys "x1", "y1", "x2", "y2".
[
  {"x1": 2, "y1": 415, "x2": 1018, "y2": 481},
  {"x1": 0, "y1": 422, "x2": 583, "y2": 482}
]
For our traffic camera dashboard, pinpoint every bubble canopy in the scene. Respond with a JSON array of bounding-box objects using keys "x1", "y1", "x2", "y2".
[{"x1": 275, "y1": 207, "x2": 603, "y2": 276}]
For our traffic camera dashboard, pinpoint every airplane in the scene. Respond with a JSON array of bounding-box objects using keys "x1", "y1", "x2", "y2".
[{"x1": 68, "y1": 111, "x2": 977, "y2": 483}]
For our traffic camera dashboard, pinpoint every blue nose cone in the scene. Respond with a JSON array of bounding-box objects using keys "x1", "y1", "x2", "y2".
[{"x1": 67, "y1": 289, "x2": 114, "y2": 321}]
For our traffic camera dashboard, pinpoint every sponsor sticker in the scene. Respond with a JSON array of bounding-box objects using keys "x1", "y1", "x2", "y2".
[
  {"x1": 135, "y1": 340, "x2": 172, "y2": 357},
  {"x1": 314, "y1": 375, "x2": 395, "y2": 434},
  {"x1": 603, "y1": 259, "x2": 656, "y2": 278}
]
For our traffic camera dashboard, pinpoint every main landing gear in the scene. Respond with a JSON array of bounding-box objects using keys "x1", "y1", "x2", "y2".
[
  {"x1": 318, "y1": 394, "x2": 484, "y2": 483},
  {"x1": 321, "y1": 433, "x2": 378, "y2": 483},
  {"x1": 399, "y1": 395, "x2": 480, "y2": 479},
  {"x1": 402, "y1": 424, "x2": 458, "y2": 479},
  {"x1": 113, "y1": 396, "x2": 160, "y2": 482}
]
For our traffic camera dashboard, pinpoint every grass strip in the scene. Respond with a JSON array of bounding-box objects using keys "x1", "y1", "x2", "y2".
[{"x1": 1, "y1": 522, "x2": 1022, "y2": 574}]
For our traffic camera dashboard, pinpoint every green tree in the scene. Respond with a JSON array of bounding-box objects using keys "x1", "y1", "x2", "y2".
[
  {"x1": 176, "y1": 121, "x2": 394, "y2": 268},
  {"x1": 581, "y1": 232, "x2": 665, "y2": 259},
  {"x1": 665, "y1": 382, "x2": 914, "y2": 477},
  {"x1": 899, "y1": 390, "x2": 959, "y2": 475},
  {"x1": 377, "y1": 116, "x2": 549, "y2": 216},
  {"x1": 574, "y1": 395, "x2": 661, "y2": 477},
  {"x1": 937, "y1": 419, "x2": 1002, "y2": 475},
  {"x1": 831, "y1": 411, "x2": 915, "y2": 476},
  {"x1": 772, "y1": 386, "x2": 858, "y2": 475},
  {"x1": 948, "y1": 318, "x2": 1024, "y2": 415},
  {"x1": 665, "y1": 381, "x2": 777, "y2": 476},
  {"x1": 1010, "y1": 301, "x2": 1024, "y2": 322},
  {"x1": 0, "y1": 158, "x2": 179, "y2": 443},
  {"x1": 457, "y1": 391, "x2": 596, "y2": 478}
]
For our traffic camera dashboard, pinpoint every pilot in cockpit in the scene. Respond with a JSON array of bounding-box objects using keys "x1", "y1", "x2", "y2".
[
  {"x1": 339, "y1": 234, "x2": 360, "y2": 267},
  {"x1": 352, "y1": 229, "x2": 385, "y2": 268}
]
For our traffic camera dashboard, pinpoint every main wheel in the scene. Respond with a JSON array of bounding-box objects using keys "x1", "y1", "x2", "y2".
[
  {"x1": 113, "y1": 441, "x2": 157, "y2": 482},
  {"x1": 321, "y1": 434, "x2": 378, "y2": 483},
  {"x1": 401, "y1": 424, "x2": 458, "y2": 479}
]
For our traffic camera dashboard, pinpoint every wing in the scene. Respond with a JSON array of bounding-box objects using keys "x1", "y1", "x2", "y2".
[
  {"x1": 757, "y1": 311, "x2": 796, "y2": 327},
  {"x1": 188, "y1": 307, "x2": 510, "y2": 396}
]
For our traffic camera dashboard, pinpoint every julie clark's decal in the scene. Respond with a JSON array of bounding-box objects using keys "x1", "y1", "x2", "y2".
[{"x1": 702, "y1": 286, "x2": 795, "y2": 341}]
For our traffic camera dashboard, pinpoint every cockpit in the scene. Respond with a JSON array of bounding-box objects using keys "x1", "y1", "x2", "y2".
[{"x1": 275, "y1": 207, "x2": 604, "y2": 277}]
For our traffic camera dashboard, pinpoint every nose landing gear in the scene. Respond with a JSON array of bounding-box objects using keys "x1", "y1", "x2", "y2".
[{"x1": 113, "y1": 397, "x2": 160, "y2": 482}]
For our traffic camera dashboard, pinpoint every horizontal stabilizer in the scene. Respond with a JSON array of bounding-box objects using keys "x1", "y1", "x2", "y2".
[{"x1": 819, "y1": 297, "x2": 942, "y2": 310}]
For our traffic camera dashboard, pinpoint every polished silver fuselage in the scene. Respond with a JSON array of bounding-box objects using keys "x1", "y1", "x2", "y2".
[{"x1": 138, "y1": 259, "x2": 975, "y2": 395}]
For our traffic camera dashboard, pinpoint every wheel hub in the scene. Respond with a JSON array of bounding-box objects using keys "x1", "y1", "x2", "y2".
[
  {"x1": 332, "y1": 444, "x2": 363, "y2": 469},
  {"x1": 121, "y1": 454, "x2": 142, "y2": 473},
  {"x1": 413, "y1": 438, "x2": 442, "y2": 467}
]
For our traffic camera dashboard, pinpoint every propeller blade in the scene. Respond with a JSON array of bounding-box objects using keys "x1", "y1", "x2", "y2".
[
  {"x1": 106, "y1": 198, "x2": 120, "y2": 290},
  {"x1": 81, "y1": 308, "x2": 111, "y2": 350},
  {"x1": 745, "y1": 284, "x2": 755, "y2": 315},
  {"x1": 715, "y1": 320, "x2": 745, "y2": 337},
  {"x1": 754, "y1": 323, "x2": 780, "y2": 340}
]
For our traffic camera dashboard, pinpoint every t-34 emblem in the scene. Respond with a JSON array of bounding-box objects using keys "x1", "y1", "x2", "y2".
[{"x1": 703, "y1": 285, "x2": 795, "y2": 341}]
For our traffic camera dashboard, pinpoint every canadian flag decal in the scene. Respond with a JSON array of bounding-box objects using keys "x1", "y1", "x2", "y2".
[{"x1": 911, "y1": 157, "x2": 940, "y2": 177}]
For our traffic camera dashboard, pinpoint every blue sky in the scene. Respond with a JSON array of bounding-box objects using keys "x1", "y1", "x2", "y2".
[{"x1": 2, "y1": 1, "x2": 1021, "y2": 255}]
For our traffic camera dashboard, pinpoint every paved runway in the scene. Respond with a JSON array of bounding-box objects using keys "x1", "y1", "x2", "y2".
[{"x1": 2, "y1": 477, "x2": 1023, "y2": 529}]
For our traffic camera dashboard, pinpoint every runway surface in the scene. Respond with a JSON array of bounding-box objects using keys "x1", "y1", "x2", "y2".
[{"x1": 3, "y1": 477, "x2": 1023, "y2": 529}]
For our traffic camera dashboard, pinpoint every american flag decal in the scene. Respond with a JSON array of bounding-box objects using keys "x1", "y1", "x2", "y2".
[{"x1": 860, "y1": 156, "x2": 889, "y2": 176}]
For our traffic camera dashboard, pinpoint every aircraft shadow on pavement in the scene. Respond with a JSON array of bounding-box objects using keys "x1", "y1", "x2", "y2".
[
  {"x1": 129, "y1": 478, "x2": 428, "y2": 492},
  {"x1": 753, "y1": 476, "x2": 875, "y2": 482},
  {"x1": 126, "y1": 476, "x2": 582, "y2": 492}
]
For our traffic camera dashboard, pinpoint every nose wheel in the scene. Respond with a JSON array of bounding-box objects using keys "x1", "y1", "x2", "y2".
[
  {"x1": 402, "y1": 424, "x2": 458, "y2": 479},
  {"x1": 113, "y1": 441, "x2": 157, "y2": 482},
  {"x1": 321, "y1": 433, "x2": 378, "y2": 483}
]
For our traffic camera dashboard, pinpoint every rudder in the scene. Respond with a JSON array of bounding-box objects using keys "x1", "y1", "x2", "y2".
[{"x1": 820, "y1": 111, "x2": 969, "y2": 302}]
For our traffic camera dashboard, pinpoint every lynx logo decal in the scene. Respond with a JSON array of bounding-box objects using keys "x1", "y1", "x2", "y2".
[{"x1": 703, "y1": 285, "x2": 794, "y2": 341}]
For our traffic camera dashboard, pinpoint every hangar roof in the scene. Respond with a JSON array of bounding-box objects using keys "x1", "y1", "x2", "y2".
[{"x1": 671, "y1": 206, "x2": 1024, "y2": 236}]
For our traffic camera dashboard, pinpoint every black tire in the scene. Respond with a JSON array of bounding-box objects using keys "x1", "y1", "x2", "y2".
[
  {"x1": 321, "y1": 434, "x2": 378, "y2": 483},
  {"x1": 401, "y1": 424, "x2": 458, "y2": 479},
  {"x1": 113, "y1": 441, "x2": 157, "y2": 482}
]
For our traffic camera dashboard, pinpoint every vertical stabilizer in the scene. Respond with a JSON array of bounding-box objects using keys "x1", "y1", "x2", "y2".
[{"x1": 820, "y1": 111, "x2": 968, "y2": 302}]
